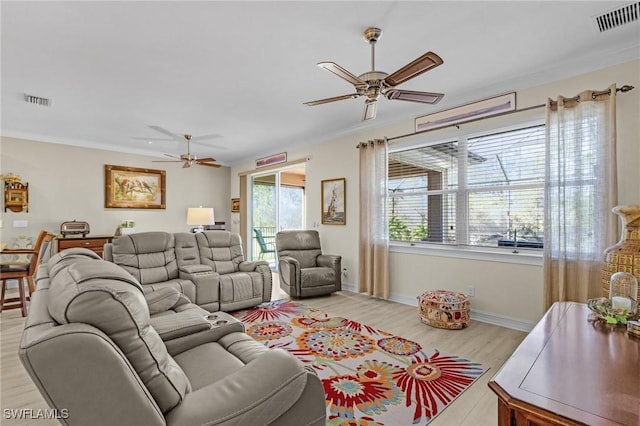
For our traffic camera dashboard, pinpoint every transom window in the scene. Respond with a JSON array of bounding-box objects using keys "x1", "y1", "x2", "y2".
[{"x1": 388, "y1": 125, "x2": 546, "y2": 249}]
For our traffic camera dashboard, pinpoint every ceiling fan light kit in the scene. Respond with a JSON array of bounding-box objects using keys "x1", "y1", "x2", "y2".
[{"x1": 304, "y1": 27, "x2": 444, "y2": 121}]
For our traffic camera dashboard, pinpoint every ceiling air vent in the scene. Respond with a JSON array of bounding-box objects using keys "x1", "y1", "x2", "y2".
[
  {"x1": 593, "y1": 2, "x2": 639, "y2": 32},
  {"x1": 24, "y1": 94, "x2": 51, "y2": 106}
]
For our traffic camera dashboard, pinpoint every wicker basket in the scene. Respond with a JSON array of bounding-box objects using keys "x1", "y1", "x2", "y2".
[{"x1": 418, "y1": 290, "x2": 471, "y2": 330}]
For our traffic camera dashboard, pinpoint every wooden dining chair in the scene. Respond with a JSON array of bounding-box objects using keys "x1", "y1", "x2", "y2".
[{"x1": 0, "y1": 230, "x2": 55, "y2": 316}]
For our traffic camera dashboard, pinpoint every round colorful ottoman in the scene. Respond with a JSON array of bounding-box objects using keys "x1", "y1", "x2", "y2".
[{"x1": 418, "y1": 290, "x2": 471, "y2": 329}]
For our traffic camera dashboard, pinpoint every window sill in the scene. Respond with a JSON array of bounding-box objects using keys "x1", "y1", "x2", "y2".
[{"x1": 390, "y1": 242, "x2": 543, "y2": 266}]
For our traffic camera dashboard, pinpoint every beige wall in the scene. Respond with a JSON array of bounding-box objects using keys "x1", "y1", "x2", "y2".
[
  {"x1": 231, "y1": 59, "x2": 640, "y2": 328},
  {"x1": 0, "y1": 138, "x2": 231, "y2": 243}
]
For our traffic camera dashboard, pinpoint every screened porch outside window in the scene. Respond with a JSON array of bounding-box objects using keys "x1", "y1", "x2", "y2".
[{"x1": 388, "y1": 124, "x2": 546, "y2": 250}]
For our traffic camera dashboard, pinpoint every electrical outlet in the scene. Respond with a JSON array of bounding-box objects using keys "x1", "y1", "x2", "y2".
[
  {"x1": 466, "y1": 286, "x2": 475, "y2": 297},
  {"x1": 342, "y1": 267, "x2": 348, "y2": 277}
]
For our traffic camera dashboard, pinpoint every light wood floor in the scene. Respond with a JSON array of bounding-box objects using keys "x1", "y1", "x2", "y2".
[{"x1": 1, "y1": 278, "x2": 526, "y2": 426}]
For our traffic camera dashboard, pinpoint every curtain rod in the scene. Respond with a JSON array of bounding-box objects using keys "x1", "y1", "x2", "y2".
[{"x1": 384, "y1": 84, "x2": 634, "y2": 143}]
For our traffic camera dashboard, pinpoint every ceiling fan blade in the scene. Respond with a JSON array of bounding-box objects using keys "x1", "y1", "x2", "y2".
[
  {"x1": 386, "y1": 89, "x2": 444, "y2": 104},
  {"x1": 384, "y1": 52, "x2": 443, "y2": 87},
  {"x1": 132, "y1": 137, "x2": 173, "y2": 141},
  {"x1": 362, "y1": 100, "x2": 377, "y2": 121},
  {"x1": 148, "y1": 125, "x2": 183, "y2": 141},
  {"x1": 152, "y1": 160, "x2": 181, "y2": 163},
  {"x1": 318, "y1": 62, "x2": 366, "y2": 87},
  {"x1": 190, "y1": 141, "x2": 228, "y2": 150},
  {"x1": 196, "y1": 161, "x2": 222, "y2": 168},
  {"x1": 196, "y1": 157, "x2": 216, "y2": 162},
  {"x1": 192, "y1": 133, "x2": 222, "y2": 141},
  {"x1": 164, "y1": 153, "x2": 180, "y2": 159},
  {"x1": 304, "y1": 93, "x2": 360, "y2": 106}
]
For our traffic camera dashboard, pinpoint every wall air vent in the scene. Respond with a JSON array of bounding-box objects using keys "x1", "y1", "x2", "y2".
[
  {"x1": 592, "y1": 2, "x2": 639, "y2": 32},
  {"x1": 24, "y1": 94, "x2": 51, "y2": 106}
]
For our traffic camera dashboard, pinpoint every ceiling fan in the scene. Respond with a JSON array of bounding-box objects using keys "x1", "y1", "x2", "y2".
[
  {"x1": 304, "y1": 27, "x2": 444, "y2": 121},
  {"x1": 152, "y1": 133, "x2": 221, "y2": 168},
  {"x1": 134, "y1": 125, "x2": 227, "y2": 149}
]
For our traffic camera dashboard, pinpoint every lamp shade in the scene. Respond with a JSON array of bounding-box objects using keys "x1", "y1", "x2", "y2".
[{"x1": 186, "y1": 207, "x2": 215, "y2": 226}]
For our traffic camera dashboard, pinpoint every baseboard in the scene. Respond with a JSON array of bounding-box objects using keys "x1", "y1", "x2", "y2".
[
  {"x1": 341, "y1": 285, "x2": 535, "y2": 332},
  {"x1": 341, "y1": 282, "x2": 357, "y2": 292}
]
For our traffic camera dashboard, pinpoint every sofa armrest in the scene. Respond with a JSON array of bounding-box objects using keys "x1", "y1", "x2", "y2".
[
  {"x1": 238, "y1": 261, "x2": 272, "y2": 303},
  {"x1": 103, "y1": 243, "x2": 113, "y2": 261},
  {"x1": 178, "y1": 270, "x2": 220, "y2": 307},
  {"x1": 165, "y1": 349, "x2": 321, "y2": 426},
  {"x1": 317, "y1": 254, "x2": 341, "y2": 271},
  {"x1": 278, "y1": 256, "x2": 299, "y2": 288},
  {"x1": 20, "y1": 323, "x2": 167, "y2": 426},
  {"x1": 238, "y1": 260, "x2": 269, "y2": 272},
  {"x1": 150, "y1": 310, "x2": 212, "y2": 341},
  {"x1": 179, "y1": 264, "x2": 213, "y2": 274}
]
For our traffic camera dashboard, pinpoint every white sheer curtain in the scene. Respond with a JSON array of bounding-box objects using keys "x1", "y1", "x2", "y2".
[
  {"x1": 358, "y1": 139, "x2": 390, "y2": 299},
  {"x1": 544, "y1": 84, "x2": 618, "y2": 309}
]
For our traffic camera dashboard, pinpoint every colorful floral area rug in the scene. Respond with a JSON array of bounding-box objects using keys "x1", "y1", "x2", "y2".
[{"x1": 231, "y1": 299, "x2": 485, "y2": 426}]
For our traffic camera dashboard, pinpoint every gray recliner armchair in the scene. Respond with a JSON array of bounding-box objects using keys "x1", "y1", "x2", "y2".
[
  {"x1": 19, "y1": 248, "x2": 326, "y2": 426},
  {"x1": 276, "y1": 230, "x2": 341, "y2": 298}
]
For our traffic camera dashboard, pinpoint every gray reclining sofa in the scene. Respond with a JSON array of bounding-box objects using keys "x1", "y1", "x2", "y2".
[
  {"x1": 103, "y1": 230, "x2": 272, "y2": 312},
  {"x1": 19, "y1": 248, "x2": 326, "y2": 426}
]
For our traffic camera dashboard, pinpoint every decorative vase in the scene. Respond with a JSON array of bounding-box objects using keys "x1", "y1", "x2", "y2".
[{"x1": 602, "y1": 205, "x2": 640, "y2": 298}]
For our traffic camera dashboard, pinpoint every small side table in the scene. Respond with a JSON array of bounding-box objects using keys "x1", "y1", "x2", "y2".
[{"x1": 56, "y1": 235, "x2": 113, "y2": 258}]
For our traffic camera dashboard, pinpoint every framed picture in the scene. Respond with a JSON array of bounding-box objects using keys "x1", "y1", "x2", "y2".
[
  {"x1": 256, "y1": 152, "x2": 287, "y2": 168},
  {"x1": 231, "y1": 198, "x2": 240, "y2": 213},
  {"x1": 105, "y1": 164, "x2": 166, "y2": 209},
  {"x1": 415, "y1": 92, "x2": 517, "y2": 132},
  {"x1": 321, "y1": 178, "x2": 346, "y2": 225}
]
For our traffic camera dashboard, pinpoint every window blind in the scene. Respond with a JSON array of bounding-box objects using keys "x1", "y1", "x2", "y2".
[{"x1": 388, "y1": 125, "x2": 545, "y2": 249}]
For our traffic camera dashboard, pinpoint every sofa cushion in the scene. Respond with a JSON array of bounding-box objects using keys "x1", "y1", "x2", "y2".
[
  {"x1": 144, "y1": 286, "x2": 186, "y2": 315},
  {"x1": 276, "y1": 230, "x2": 322, "y2": 268},
  {"x1": 219, "y1": 272, "x2": 263, "y2": 304},
  {"x1": 301, "y1": 267, "x2": 337, "y2": 288},
  {"x1": 174, "y1": 233, "x2": 201, "y2": 268},
  {"x1": 112, "y1": 232, "x2": 179, "y2": 285},
  {"x1": 173, "y1": 341, "x2": 245, "y2": 391},
  {"x1": 47, "y1": 258, "x2": 191, "y2": 414},
  {"x1": 141, "y1": 279, "x2": 197, "y2": 305},
  {"x1": 196, "y1": 231, "x2": 245, "y2": 273}
]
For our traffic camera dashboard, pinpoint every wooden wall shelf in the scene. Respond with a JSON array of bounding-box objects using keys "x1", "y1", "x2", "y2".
[{"x1": 4, "y1": 181, "x2": 28, "y2": 213}]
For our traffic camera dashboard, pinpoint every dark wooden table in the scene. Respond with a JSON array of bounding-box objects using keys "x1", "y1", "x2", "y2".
[
  {"x1": 56, "y1": 235, "x2": 113, "y2": 258},
  {"x1": 489, "y1": 302, "x2": 639, "y2": 426}
]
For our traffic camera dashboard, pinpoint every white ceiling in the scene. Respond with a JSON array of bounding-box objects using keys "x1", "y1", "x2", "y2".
[{"x1": 2, "y1": 1, "x2": 639, "y2": 166}]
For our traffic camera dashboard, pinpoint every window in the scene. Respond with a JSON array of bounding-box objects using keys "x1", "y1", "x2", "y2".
[{"x1": 388, "y1": 125, "x2": 545, "y2": 249}]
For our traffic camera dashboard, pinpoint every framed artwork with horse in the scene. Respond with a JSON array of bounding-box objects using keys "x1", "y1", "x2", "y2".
[{"x1": 105, "y1": 164, "x2": 166, "y2": 209}]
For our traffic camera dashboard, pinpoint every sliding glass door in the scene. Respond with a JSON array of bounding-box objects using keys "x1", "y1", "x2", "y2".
[{"x1": 250, "y1": 166, "x2": 305, "y2": 267}]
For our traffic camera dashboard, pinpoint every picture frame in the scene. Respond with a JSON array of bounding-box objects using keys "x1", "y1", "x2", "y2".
[
  {"x1": 415, "y1": 92, "x2": 517, "y2": 132},
  {"x1": 105, "y1": 164, "x2": 166, "y2": 209},
  {"x1": 231, "y1": 198, "x2": 240, "y2": 213},
  {"x1": 321, "y1": 178, "x2": 346, "y2": 225},
  {"x1": 256, "y1": 152, "x2": 287, "y2": 168}
]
